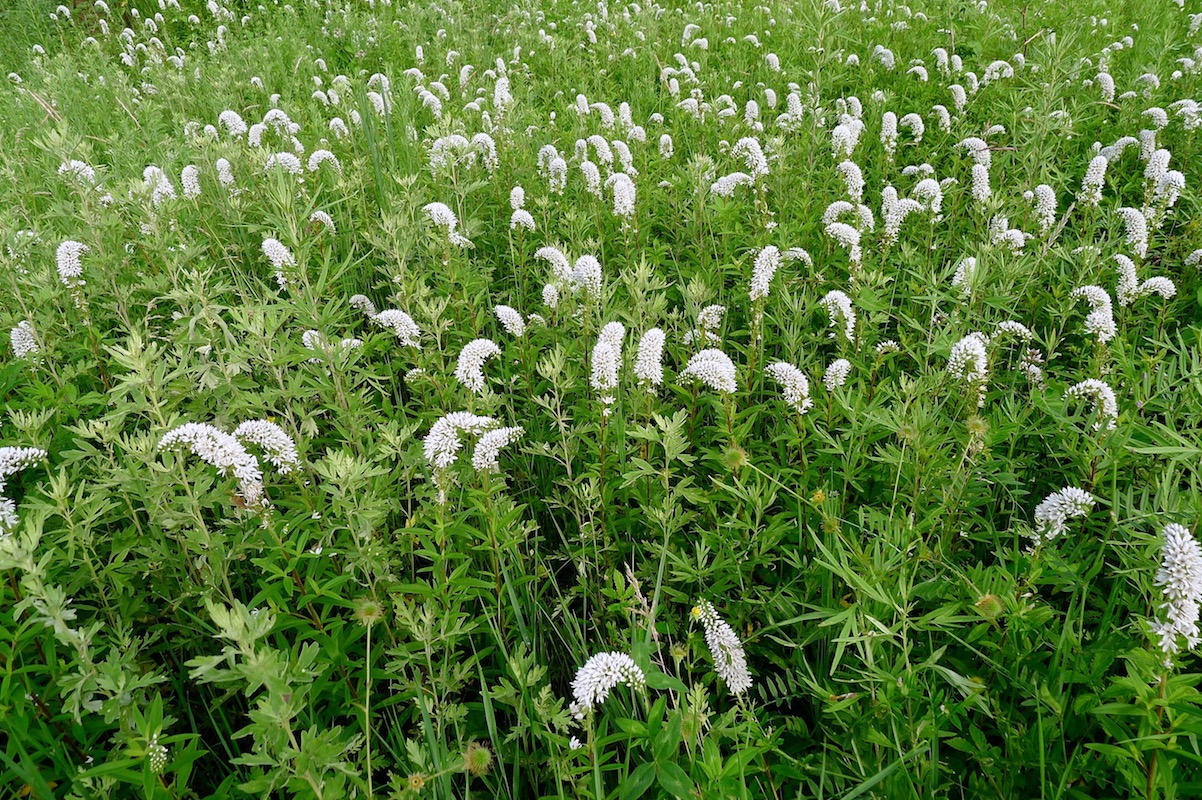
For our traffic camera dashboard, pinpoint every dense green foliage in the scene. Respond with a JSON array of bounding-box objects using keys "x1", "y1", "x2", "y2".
[{"x1": 2, "y1": 0, "x2": 1202, "y2": 798}]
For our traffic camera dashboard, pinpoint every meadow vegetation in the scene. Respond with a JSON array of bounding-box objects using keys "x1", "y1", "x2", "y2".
[{"x1": 2, "y1": 0, "x2": 1202, "y2": 797}]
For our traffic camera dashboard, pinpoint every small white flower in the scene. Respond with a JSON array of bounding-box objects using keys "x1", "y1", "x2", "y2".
[
  {"x1": 264, "y1": 152, "x2": 303, "y2": 175},
  {"x1": 471, "y1": 426, "x2": 524, "y2": 472},
  {"x1": 535, "y1": 246, "x2": 573, "y2": 286},
  {"x1": 1116, "y1": 207, "x2": 1149, "y2": 258},
  {"x1": 308, "y1": 210, "x2": 336, "y2": 233},
  {"x1": 1065, "y1": 378, "x2": 1118, "y2": 430},
  {"x1": 349, "y1": 294, "x2": 377, "y2": 318},
  {"x1": 218, "y1": 109, "x2": 247, "y2": 137},
  {"x1": 1152, "y1": 523, "x2": 1202, "y2": 655},
  {"x1": 606, "y1": 173, "x2": 637, "y2": 221},
  {"x1": 692, "y1": 600, "x2": 752, "y2": 694},
  {"x1": 307, "y1": 149, "x2": 341, "y2": 172},
  {"x1": 0, "y1": 446, "x2": 47, "y2": 495},
  {"x1": 682, "y1": 349, "x2": 737, "y2": 394},
  {"x1": 823, "y1": 358, "x2": 851, "y2": 390},
  {"x1": 1071, "y1": 286, "x2": 1116, "y2": 344},
  {"x1": 216, "y1": 158, "x2": 235, "y2": 188},
  {"x1": 261, "y1": 238, "x2": 296, "y2": 291},
  {"x1": 765, "y1": 362, "x2": 813, "y2": 414},
  {"x1": 510, "y1": 209, "x2": 536, "y2": 230},
  {"x1": 494, "y1": 305, "x2": 526, "y2": 337},
  {"x1": 749, "y1": 246, "x2": 781, "y2": 304},
  {"x1": 1079, "y1": 155, "x2": 1109, "y2": 206},
  {"x1": 1032, "y1": 487, "x2": 1095, "y2": 542},
  {"x1": 233, "y1": 420, "x2": 299, "y2": 473},
  {"x1": 423, "y1": 412, "x2": 497, "y2": 471},
  {"x1": 948, "y1": 332, "x2": 990, "y2": 407},
  {"x1": 570, "y1": 652, "x2": 646, "y2": 713},
  {"x1": 158, "y1": 423, "x2": 265, "y2": 508},
  {"x1": 1029, "y1": 184, "x2": 1057, "y2": 234},
  {"x1": 422, "y1": 202, "x2": 473, "y2": 248},
  {"x1": 10, "y1": 320, "x2": 39, "y2": 360},
  {"x1": 591, "y1": 340, "x2": 620, "y2": 408},
  {"x1": 819, "y1": 290, "x2": 856, "y2": 342},
  {"x1": 970, "y1": 164, "x2": 992, "y2": 205},
  {"x1": 373, "y1": 310, "x2": 421, "y2": 348},
  {"x1": 455, "y1": 339, "x2": 502, "y2": 394},
  {"x1": 56, "y1": 240, "x2": 89, "y2": 288},
  {"x1": 697, "y1": 305, "x2": 726, "y2": 332},
  {"x1": 571, "y1": 256, "x2": 603, "y2": 301},
  {"x1": 634, "y1": 328, "x2": 665, "y2": 390}
]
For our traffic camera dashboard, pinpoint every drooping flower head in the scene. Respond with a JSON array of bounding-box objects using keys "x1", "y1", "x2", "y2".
[
  {"x1": 571, "y1": 256, "x2": 603, "y2": 301},
  {"x1": 697, "y1": 305, "x2": 726, "y2": 332},
  {"x1": 947, "y1": 332, "x2": 990, "y2": 408},
  {"x1": 824, "y1": 222, "x2": 862, "y2": 267},
  {"x1": 0, "y1": 447, "x2": 47, "y2": 495},
  {"x1": 349, "y1": 295, "x2": 377, "y2": 319},
  {"x1": 820, "y1": 290, "x2": 856, "y2": 343},
  {"x1": 423, "y1": 411, "x2": 498, "y2": 502},
  {"x1": 494, "y1": 305, "x2": 526, "y2": 337},
  {"x1": 749, "y1": 246, "x2": 781, "y2": 304},
  {"x1": 10, "y1": 321, "x2": 38, "y2": 360},
  {"x1": 1027, "y1": 184, "x2": 1057, "y2": 234},
  {"x1": 308, "y1": 210, "x2": 336, "y2": 233},
  {"x1": 455, "y1": 339, "x2": 502, "y2": 394},
  {"x1": 1065, "y1": 378, "x2": 1118, "y2": 430},
  {"x1": 372, "y1": 309, "x2": 422, "y2": 348},
  {"x1": 591, "y1": 341, "x2": 620, "y2": 410},
  {"x1": 569, "y1": 652, "x2": 646, "y2": 716},
  {"x1": 606, "y1": 173, "x2": 636, "y2": 222},
  {"x1": 423, "y1": 412, "x2": 497, "y2": 470},
  {"x1": 471, "y1": 426, "x2": 524, "y2": 472},
  {"x1": 233, "y1": 420, "x2": 299, "y2": 473},
  {"x1": 1071, "y1": 285, "x2": 1116, "y2": 344},
  {"x1": 261, "y1": 238, "x2": 296, "y2": 291},
  {"x1": 422, "y1": 202, "x2": 473, "y2": 248},
  {"x1": 1032, "y1": 487, "x2": 1095, "y2": 543},
  {"x1": 682, "y1": 349, "x2": 737, "y2": 394},
  {"x1": 951, "y1": 257, "x2": 976, "y2": 297},
  {"x1": 823, "y1": 358, "x2": 852, "y2": 390},
  {"x1": 535, "y1": 246, "x2": 573, "y2": 286},
  {"x1": 765, "y1": 362, "x2": 813, "y2": 415},
  {"x1": 158, "y1": 423, "x2": 265, "y2": 508},
  {"x1": 691, "y1": 600, "x2": 752, "y2": 694},
  {"x1": 1116, "y1": 207, "x2": 1149, "y2": 258},
  {"x1": 1079, "y1": 155, "x2": 1109, "y2": 206},
  {"x1": 0, "y1": 445, "x2": 46, "y2": 535}
]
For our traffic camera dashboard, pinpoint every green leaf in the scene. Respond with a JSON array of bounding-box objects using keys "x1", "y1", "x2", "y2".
[
  {"x1": 1084, "y1": 743, "x2": 1139, "y2": 762},
  {"x1": 645, "y1": 669, "x2": 688, "y2": 695},
  {"x1": 656, "y1": 761, "x2": 694, "y2": 798},
  {"x1": 620, "y1": 763, "x2": 657, "y2": 800},
  {"x1": 652, "y1": 710, "x2": 681, "y2": 763}
]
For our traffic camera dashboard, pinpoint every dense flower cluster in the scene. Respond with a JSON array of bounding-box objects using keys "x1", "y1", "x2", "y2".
[
  {"x1": 692, "y1": 600, "x2": 752, "y2": 694},
  {"x1": 634, "y1": 328, "x2": 665, "y2": 391},
  {"x1": 765, "y1": 362, "x2": 813, "y2": 415},
  {"x1": 1032, "y1": 487, "x2": 1095, "y2": 543},
  {"x1": 1151, "y1": 523, "x2": 1202, "y2": 655},
  {"x1": 158, "y1": 423, "x2": 266, "y2": 508},
  {"x1": 682, "y1": 349, "x2": 737, "y2": 394},
  {"x1": 455, "y1": 339, "x2": 502, "y2": 394},
  {"x1": 569, "y1": 652, "x2": 645, "y2": 715},
  {"x1": 1065, "y1": 379, "x2": 1119, "y2": 431},
  {"x1": 232, "y1": 420, "x2": 299, "y2": 473}
]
